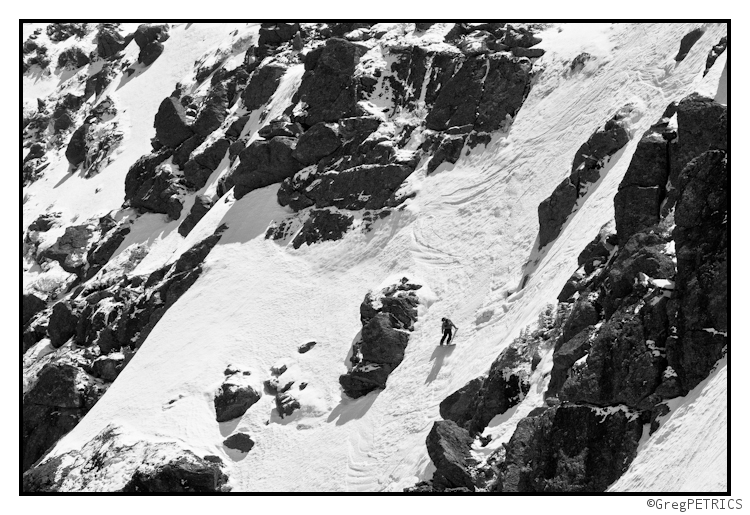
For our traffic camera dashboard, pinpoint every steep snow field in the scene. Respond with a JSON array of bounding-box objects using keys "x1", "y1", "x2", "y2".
[{"x1": 24, "y1": 22, "x2": 728, "y2": 492}]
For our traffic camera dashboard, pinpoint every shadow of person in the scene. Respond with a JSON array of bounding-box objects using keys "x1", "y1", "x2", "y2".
[
  {"x1": 326, "y1": 390, "x2": 379, "y2": 426},
  {"x1": 425, "y1": 345, "x2": 455, "y2": 384}
]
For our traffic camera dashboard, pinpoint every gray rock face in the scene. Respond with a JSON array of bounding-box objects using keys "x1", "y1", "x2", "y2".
[
  {"x1": 41, "y1": 224, "x2": 94, "y2": 275},
  {"x1": 671, "y1": 150, "x2": 727, "y2": 392},
  {"x1": 291, "y1": 209, "x2": 354, "y2": 249},
  {"x1": 292, "y1": 38, "x2": 369, "y2": 125},
  {"x1": 121, "y1": 454, "x2": 227, "y2": 492},
  {"x1": 243, "y1": 64, "x2": 287, "y2": 110},
  {"x1": 498, "y1": 405, "x2": 642, "y2": 492},
  {"x1": 292, "y1": 122, "x2": 342, "y2": 165},
  {"x1": 426, "y1": 420, "x2": 478, "y2": 491},
  {"x1": 154, "y1": 97, "x2": 193, "y2": 148},
  {"x1": 222, "y1": 137, "x2": 303, "y2": 199},
  {"x1": 23, "y1": 293, "x2": 46, "y2": 327}
]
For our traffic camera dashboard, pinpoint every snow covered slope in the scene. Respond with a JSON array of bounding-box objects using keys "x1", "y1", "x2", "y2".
[{"x1": 22, "y1": 22, "x2": 728, "y2": 492}]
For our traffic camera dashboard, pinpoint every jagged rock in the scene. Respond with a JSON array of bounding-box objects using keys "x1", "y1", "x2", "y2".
[
  {"x1": 339, "y1": 363, "x2": 393, "y2": 398},
  {"x1": 22, "y1": 364, "x2": 95, "y2": 472},
  {"x1": 88, "y1": 224, "x2": 131, "y2": 267},
  {"x1": 223, "y1": 137, "x2": 302, "y2": 199},
  {"x1": 193, "y1": 83, "x2": 228, "y2": 137},
  {"x1": 134, "y1": 24, "x2": 169, "y2": 65},
  {"x1": 23, "y1": 293, "x2": 46, "y2": 327},
  {"x1": 704, "y1": 36, "x2": 727, "y2": 75},
  {"x1": 547, "y1": 327, "x2": 595, "y2": 397},
  {"x1": 415, "y1": 23, "x2": 434, "y2": 31},
  {"x1": 292, "y1": 122, "x2": 342, "y2": 165},
  {"x1": 427, "y1": 134, "x2": 465, "y2": 174},
  {"x1": 258, "y1": 22, "x2": 300, "y2": 46},
  {"x1": 292, "y1": 38, "x2": 369, "y2": 125},
  {"x1": 439, "y1": 377, "x2": 484, "y2": 427},
  {"x1": 503, "y1": 25, "x2": 542, "y2": 48},
  {"x1": 442, "y1": 339, "x2": 537, "y2": 435},
  {"x1": 223, "y1": 433, "x2": 255, "y2": 452},
  {"x1": 570, "y1": 52, "x2": 592, "y2": 72},
  {"x1": 121, "y1": 454, "x2": 228, "y2": 492},
  {"x1": 559, "y1": 308, "x2": 663, "y2": 408},
  {"x1": 475, "y1": 53, "x2": 534, "y2": 133},
  {"x1": 388, "y1": 46, "x2": 459, "y2": 110},
  {"x1": 129, "y1": 164, "x2": 183, "y2": 220},
  {"x1": 512, "y1": 47, "x2": 545, "y2": 58},
  {"x1": 426, "y1": 56, "x2": 485, "y2": 131},
  {"x1": 214, "y1": 381, "x2": 261, "y2": 422},
  {"x1": 96, "y1": 24, "x2": 126, "y2": 59},
  {"x1": 498, "y1": 405, "x2": 642, "y2": 492},
  {"x1": 614, "y1": 186, "x2": 662, "y2": 244},
  {"x1": 298, "y1": 341, "x2": 317, "y2": 353},
  {"x1": 287, "y1": 164, "x2": 414, "y2": 212},
  {"x1": 91, "y1": 354, "x2": 125, "y2": 381},
  {"x1": 672, "y1": 94, "x2": 727, "y2": 177},
  {"x1": 276, "y1": 392, "x2": 301, "y2": 418},
  {"x1": 172, "y1": 134, "x2": 203, "y2": 169},
  {"x1": 57, "y1": 46, "x2": 90, "y2": 70},
  {"x1": 560, "y1": 298, "x2": 599, "y2": 346},
  {"x1": 675, "y1": 27, "x2": 704, "y2": 62},
  {"x1": 426, "y1": 420, "x2": 477, "y2": 491},
  {"x1": 24, "y1": 142, "x2": 45, "y2": 164},
  {"x1": 153, "y1": 97, "x2": 193, "y2": 148},
  {"x1": 124, "y1": 149, "x2": 173, "y2": 201},
  {"x1": 540, "y1": 109, "x2": 630, "y2": 247},
  {"x1": 184, "y1": 138, "x2": 230, "y2": 189},
  {"x1": 599, "y1": 230, "x2": 675, "y2": 318},
  {"x1": 41, "y1": 224, "x2": 94, "y2": 275},
  {"x1": 671, "y1": 150, "x2": 727, "y2": 392},
  {"x1": 538, "y1": 178, "x2": 577, "y2": 247},
  {"x1": 291, "y1": 209, "x2": 353, "y2": 249},
  {"x1": 259, "y1": 117, "x2": 303, "y2": 139},
  {"x1": 226, "y1": 115, "x2": 250, "y2": 140},
  {"x1": 178, "y1": 195, "x2": 214, "y2": 237},
  {"x1": 46, "y1": 23, "x2": 88, "y2": 42},
  {"x1": 359, "y1": 313, "x2": 409, "y2": 366},
  {"x1": 243, "y1": 64, "x2": 286, "y2": 110},
  {"x1": 65, "y1": 123, "x2": 89, "y2": 166}
]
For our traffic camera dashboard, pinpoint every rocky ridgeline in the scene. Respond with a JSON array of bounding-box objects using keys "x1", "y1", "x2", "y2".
[
  {"x1": 339, "y1": 279, "x2": 422, "y2": 398},
  {"x1": 410, "y1": 93, "x2": 727, "y2": 492},
  {"x1": 22, "y1": 225, "x2": 227, "y2": 474}
]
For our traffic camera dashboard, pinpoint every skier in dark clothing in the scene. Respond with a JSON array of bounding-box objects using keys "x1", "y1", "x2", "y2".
[{"x1": 440, "y1": 317, "x2": 458, "y2": 345}]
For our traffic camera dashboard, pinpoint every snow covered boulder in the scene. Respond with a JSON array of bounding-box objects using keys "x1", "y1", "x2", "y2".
[
  {"x1": 214, "y1": 378, "x2": 261, "y2": 423},
  {"x1": 153, "y1": 97, "x2": 194, "y2": 149},
  {"x1": 65, "y1": 122, "x2": 89, "y2": 166},
  {"x1": 134, "y1": 24, "x2": 170, "y2": 66},
  {"x1": 704, "y1": 36, "x2": 727, "y2": 75},
  {"x1": 258, "y1": 117, "x2": 303, "y2": 140},
  {"x1": 91, "y1": 353, "x2": 126, "y2": 382},
  {"x1": 426, "y1": 420, "x2": 478, "y2": 491},
  {"x1": 297, "y1": 341, "x2": 317, "y2": 354}
]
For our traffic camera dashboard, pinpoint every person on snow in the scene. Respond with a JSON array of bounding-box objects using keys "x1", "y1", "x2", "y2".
[{"x1": 440, "y1": 317, "x2": 458, "y2": 345}]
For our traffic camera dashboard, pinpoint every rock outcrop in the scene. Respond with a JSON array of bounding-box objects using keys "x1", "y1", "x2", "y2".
[{"x1": 340, "y1": 279, "x2": 421, "y2": 398}]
